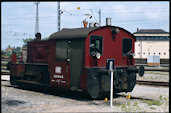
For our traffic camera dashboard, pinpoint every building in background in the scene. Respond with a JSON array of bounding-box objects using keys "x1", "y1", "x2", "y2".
[
  {"x1": 5, "y1": 47, "x2": 14, "y2": 54},
  {"x1": 133, "y1": 29, "x2": 169, "y2": 64},
  {"x1": 22, "y1": 45, "x2": 27, "y2": 62}
]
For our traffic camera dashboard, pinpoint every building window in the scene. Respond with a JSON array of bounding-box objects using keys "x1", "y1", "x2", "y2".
[
  {"x1": 138, "y1": 52, "x2": 140, "y2": 55},
  {"x1": 149, "y1": 53, "x2": 150, "y2": 55},
  {"x1": 154, "y1": 53, "x2": 155, "y2": 55},
  {"x1": 164, "y1": 53, "x2": 166, "y2": 55},
  {"x1": 159, "y1": 53, "x2": 161, "y2": 55},
  {"x1": 138, "y1": 44, "x2": 140, "y2": 46},
  {"x1": 143, "y1": 52, "x2": 145, "y2": 55},
  {"x1": 136, "y1": 35, "x2": 169, "y2": 41}
]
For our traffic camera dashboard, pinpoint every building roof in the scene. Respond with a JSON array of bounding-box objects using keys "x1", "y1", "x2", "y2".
[
  {"x1": 133, "y1": 29, "x2": 169, "y2": 34},
  {"x1": 5, "y1": 48, "x2": 14, "y2": 52},
  {"x1": 49, "y1": 26, "x2": 135, "y2": 40}
]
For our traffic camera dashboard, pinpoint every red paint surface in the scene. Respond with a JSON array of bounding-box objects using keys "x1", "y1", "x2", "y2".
[
  {"x1": 27, "y1": 41, "x2": 50, "y2": 63},
  {"x1": 11, "y1": 53, "x2": 17, "y2": 63},
  {"x1": 10, "y1": 64, "x2": 25, "y2": 77},
  {"x1": 85, "y1": 27, "x2": 135, "y2": 68},
  {"x1": 19, "y1": 52, "x2": 23, "y2": 62},
  {"x1": 80, "y1": 69, "x2": 87, "y2": 91},
  {"x1": 48, "y1": 41, "x2": 70, "y2": 89},
  {"x1": 49, "y1": 61, "x2": 70, "y2": 89}
]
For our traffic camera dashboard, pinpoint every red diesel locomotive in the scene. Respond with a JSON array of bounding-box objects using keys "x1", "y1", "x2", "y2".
[{"x1": 9, "y1": 24, "x2": 144, "y2": 99}]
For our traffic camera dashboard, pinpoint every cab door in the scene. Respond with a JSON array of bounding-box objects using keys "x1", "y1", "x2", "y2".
[
  {"x1": 68, "y1": 39, "x2": 84, "y2": 90},
  {"x1": 49, "y1": 40, "x2": 70, "y2": 89}
]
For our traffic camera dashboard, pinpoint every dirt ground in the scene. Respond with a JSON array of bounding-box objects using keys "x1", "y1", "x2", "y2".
[{"x1": 1, "y1": 78, "x2": 169, "y2": 112}]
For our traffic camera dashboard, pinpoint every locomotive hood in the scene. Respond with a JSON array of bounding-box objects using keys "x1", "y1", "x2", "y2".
[
  {"x1": 49, "y1": 26, "x2": 135, "y2": 40},
  {"x1": 49, "y1": 27, "x2": 99, "y2": 40}
]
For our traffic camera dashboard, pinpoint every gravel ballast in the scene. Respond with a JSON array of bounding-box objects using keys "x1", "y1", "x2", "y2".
[{"x1": 1, "y1": 71, "x2": 169, "y2": 112}]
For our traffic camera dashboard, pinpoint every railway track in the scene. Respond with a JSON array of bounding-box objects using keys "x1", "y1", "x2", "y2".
[
  {"x1": 2, "y1": 74, "x2": 169, "y2": 87},
  {"x1": 1, "y1": 72, "x2": 10, "y2": 75},
  {"x1": 1, "y1": 67, "x2": 169, "y2": 76},
  {"x1": 136, "y1": 80, "x2": 169, "y2": 87},
  {"x1": 144, "y1": 68, "x2": 169, "y2": 72}
]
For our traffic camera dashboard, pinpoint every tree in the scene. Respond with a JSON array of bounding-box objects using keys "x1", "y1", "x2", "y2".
[
  {"x1": 12, "y1": 47, "x2": 21, "y2": 53},
  {"x1": 22, "y1": 36, "x2": 50, "y2": 46},
  {"x1": 23, "y1": 38, "x2": 34, "y2": 46},
  {"x1": 42, "y1": 36, "x2": 50, "y2": 40},
  {"x1": 7, "y1": 45, "x2": 11, "y2": 49},
  {"x1": 11, "y1": 47, "x2": 21, "y2": 58}
]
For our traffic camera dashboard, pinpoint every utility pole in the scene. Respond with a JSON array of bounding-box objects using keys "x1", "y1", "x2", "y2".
[
  {"x1": 35, "y1": 2, "x2": 40, "y2": 35},
  {"x1": 98, "y1": 9, "x2": 101, "y2": 26},
  {"x1": 57, "y1": 2, "x2": 60, "y2": 31}
]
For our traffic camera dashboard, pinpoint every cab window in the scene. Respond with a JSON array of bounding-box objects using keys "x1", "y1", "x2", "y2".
[
  {"x1": 90, "y1": 35, "x2": 103, "y2": 56},
  {"x1": 122, "y1": 38, "x2": 132, "y2": 56},
  {"x1": 56, "y1": 40, "x2": 67, "y2": 60}
]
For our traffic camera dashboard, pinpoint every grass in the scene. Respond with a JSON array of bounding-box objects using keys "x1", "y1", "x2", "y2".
[
  {"x1": 121, "y1": 102, "x2": 140, "y2": 112},
  {"x1": 133, "y1": 101, "x2": 138, "y2": 106},
  {"x1": 163, "y1": 96, "x2": 169, "y2": 106},
  {"x1": 159, "y1": 95, "x2": 162, "y2": 101},
  {"x1": 164, "y1": 97, "x2": 167, "y2": 101},
  {"x1": 115, "y1": 104, "x2": 120, "y2": 107},
  {"x1": 121, "y1": 104, "x2": 126, "y2": 111},
  {"x1": 120, "y1": 101, "x2": 143, "y2": 112},
  {"x1": 120, "y1": 96, "x2": 167, "y2": 112},
  {"x1": 141, "y1": 99, "x2": 162, "y2": 106},
  {"x1": 127, "y1": 101, "x2": 131, "y2": 106},
  {"x1": 121, "y1": 104, "x2": 126, "y2": 108},
  {"x1": 150, "y1": 107, "x2": 156, "y2": 110}
]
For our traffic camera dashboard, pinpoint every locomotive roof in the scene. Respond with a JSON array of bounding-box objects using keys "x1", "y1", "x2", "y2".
[{"x1": 49, "y1": 26, "x2": 135, "y2": 40}]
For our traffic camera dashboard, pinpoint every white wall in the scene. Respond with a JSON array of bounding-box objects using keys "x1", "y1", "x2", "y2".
[{"x1": 134, "y1": 41, "x2": 169, "y2": 59}]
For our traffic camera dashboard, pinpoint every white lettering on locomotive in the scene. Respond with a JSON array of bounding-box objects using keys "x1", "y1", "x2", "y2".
[
  {"x1": 51, "y1": 79, "x2": 55, "y2": 82},
  {"x1": 61, "y1": 80, "x2": 66, "y2": 83},
  {"x1": 56, "y1": 79, "x2": 60, "y2": 84},
  {"x1": 53, "y1": 74, "x2": 63, "y2": 78},
  {"x1": 55, "y1": 66, "x2": 61, "y2": 74}
]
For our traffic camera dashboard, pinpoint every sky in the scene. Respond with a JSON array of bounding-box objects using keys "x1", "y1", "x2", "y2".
[{"x1": 1, "y1": 1, "x2": 169, "y2": 50}]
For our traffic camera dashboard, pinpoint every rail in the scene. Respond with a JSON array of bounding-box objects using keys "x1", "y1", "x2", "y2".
[
  {"x1": 1, "y1": 72, "x2": 10, "y2": 75},
  {"x1": 136, "y1": 80, "x2": 169, "y2": 87},
  {"x1": 144, "y1": 68, "x2": 169, "y2": 72}
]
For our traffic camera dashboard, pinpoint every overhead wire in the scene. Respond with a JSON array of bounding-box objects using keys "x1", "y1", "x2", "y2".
[{"x1": 2, "y1": 4, "x2": 169, "y2": 31}]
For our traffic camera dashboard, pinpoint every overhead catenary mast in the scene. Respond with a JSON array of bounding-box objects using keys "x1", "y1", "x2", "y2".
[
  {"x1": 35, "y1": 2, "x2": 40, "y2": 35},
  {"x1": 57, "y1": 2, "x2": 60, "y2": 31}
]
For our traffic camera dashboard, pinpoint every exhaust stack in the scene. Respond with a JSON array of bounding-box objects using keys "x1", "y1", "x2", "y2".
[{"x1": 106, "y1": 17, "x2": 111, "y2": 26}]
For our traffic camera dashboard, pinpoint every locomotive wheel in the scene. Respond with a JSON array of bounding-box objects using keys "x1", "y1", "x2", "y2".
[
  {"x1": 127, "y1": 73, "x2": 136, "y2": 92},
  {"x1": 10, "y1": 76, "x2": 16, "y2": 85},
  {"x1": 87, "y1": 68, "x2": 103, "y2": 99},
  {"x1": 6, "y1": 61, "x2": 11, "y2": 70}
]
